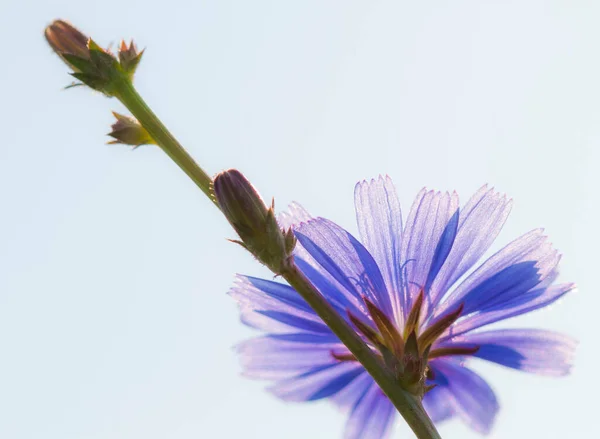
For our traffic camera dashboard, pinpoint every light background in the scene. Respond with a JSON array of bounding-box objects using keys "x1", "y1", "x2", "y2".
[{"x1": 0, "y1": 1, "x2": 596, "y2": 438}]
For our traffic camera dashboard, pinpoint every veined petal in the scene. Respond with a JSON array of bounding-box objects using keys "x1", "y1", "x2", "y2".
[
  {"x1": 354, "y1": 176, "x2": 404, "y2": 323},
  {"x1": 433, "y1": 360, "x2": 499, "y2": 434},
  {"x1": 230, "y1": 275, "x2": 329, "y2": 333},
  {"x1": 237, "y1": 335, "x2": 343, "y2": 380},
  {"x1": 442, "y1": 329, "x2": 577, "y2": 376},
  {"x1": 424, "y1": 210, "x2": 459, "y2": 296},
  {"x1": 448, "y1": 282, "x2": 575, "y2": 336},
  {"x1": 342, "y1": 381, "x2": 395, "y2": 439},
  {"x1": 459, "y1": 261, "x2": 542, "y2": 315},
  {"x1": 295, "y1": 218, "x2": 392, "y2": 318},
  {"x1": 295, "y1": 257, "x2": 364, "y2": 318},
  {"x1": 254, "y1": 310, "x2": 331, "y2": 333},
  {"x1": 330, "y1": 371, "x2": 372, "y2": 410},
  {"x1": 269, "y1": 361, "x2": 365, "y2": 402},
  {"x1": 427, "y1": 186, "x2": 512, "y2": 312},
  {"x1": 435, "y1": 229, "x2": 559, "y2": 319},
  {"x1": 400, "y1": 189, "x2": 459, "y2": 320}
]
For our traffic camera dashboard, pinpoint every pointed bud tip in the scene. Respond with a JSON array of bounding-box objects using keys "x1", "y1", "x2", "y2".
[{"x1": 118, "y1": 39, "x2": 144, "y2": 77}]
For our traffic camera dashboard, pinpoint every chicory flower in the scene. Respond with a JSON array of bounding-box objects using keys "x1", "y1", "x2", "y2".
[{"x1": 231, "y1": 177, "x2": 576, "y2": 438}]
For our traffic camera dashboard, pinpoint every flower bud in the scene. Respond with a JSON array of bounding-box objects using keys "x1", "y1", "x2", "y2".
[
  {"x1": 108, "y1": 112, "x2": 154, "y2": 147},
  {"x1": 44, "y1": 20, "x2": 90, "y2": 67},
  {"x1": 45, "y1": 20, "x2": 118, "y2": 94},
  {"x1": 118, "y1": 40, "x2": 144, "y2": 79},
  {"x1": 45, "y1": 19, "x2": 139, "y2": 95},
  {"x1": 213, "y1": 169, "x2": 294, "y2": 272}
]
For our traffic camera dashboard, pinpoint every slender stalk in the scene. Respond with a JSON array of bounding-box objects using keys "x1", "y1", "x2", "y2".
[
  {"x1": 113, "y1": 78, "x2": 441, "y2": 439},
  {"x1": 113, "y1": 80, "x2": 216, "y2": 205}
]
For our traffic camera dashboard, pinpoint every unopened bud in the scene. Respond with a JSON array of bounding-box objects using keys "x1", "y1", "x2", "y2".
[
  {"x1": 118, "y1": 40, "x2": 144, "y2": 79},
  {"x1": 213, "y1": 169, "x2": 294, "y2": 272},
  {"x1": 108, "y1": 112, "x2": 154, "y2": 147},
  {"x1": 44, "y1": 20, "x2": 90, "y2": 67},
  {"x1": 45, "y1": 19, "x2": 142, "y2": 95}
]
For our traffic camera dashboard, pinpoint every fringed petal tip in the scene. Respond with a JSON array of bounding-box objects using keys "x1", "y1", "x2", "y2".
[
  {"x1": 277, "y1": 202, "x2": 312, "y2": 230},
  {"x1": 294, "y1": 216, "x2": 324, "y2": 232},
  {"x1": 353, "y1": 174, "x2": 395, "y2": 193},
  {"x1": 227, "y1": 275, "x2": 262, "y2": 309}
]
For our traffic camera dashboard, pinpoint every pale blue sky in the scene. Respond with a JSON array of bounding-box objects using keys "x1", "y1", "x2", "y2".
[{"x1": 1, "y1": 1, "x2": 597, "y2": 438}]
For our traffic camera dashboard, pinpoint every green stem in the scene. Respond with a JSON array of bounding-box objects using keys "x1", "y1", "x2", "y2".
[
  {"x1": 113, "y1": 80, "x2": 216, "y2": 205},
  {"x1": 113, "y1": 78, "x2": 441, "y2": 439}
]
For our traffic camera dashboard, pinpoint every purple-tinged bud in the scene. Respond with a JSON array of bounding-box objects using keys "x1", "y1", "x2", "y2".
[
  {"x1": 213, "y1": 169, "x2": 294, "y2": 273},
  {"x1": 107, "y1": 112, "x2": 154, "y2": 147},
  {"x1": 118, "y1": 40, "x2": 144, "y2": 79},
  {"x1": 45, "y1": 19, "x2": 121, "y2": 95},
  {"x1": 44, "y1": 20, "x2": 90, "y2": 67}
]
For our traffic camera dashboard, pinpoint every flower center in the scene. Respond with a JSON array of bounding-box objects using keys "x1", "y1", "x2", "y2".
[{"x1": 332, "y1": 291, "x2": 479, "y2": 397}]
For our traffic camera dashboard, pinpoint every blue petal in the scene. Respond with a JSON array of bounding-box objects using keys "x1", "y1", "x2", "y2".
[
  {"x1": 295, "y1": 218, "x2": 392, "y2": 318},
  {"x1": 476, "y1": 345, "x2": 524, "y2": 368},
  {"x1": 442, "y1": 329, "x2": 577, "y2": 376},
  {"x1": 342, "y1": 381, "x2": 395, "y2": 439},
  {"x1": 448, "y1": 282, "x2": 575, "y2": 336},
  {"x1": 268, "y1": 333, "x2": 340, "y2": 344},
  {"x1": 427, "y1": 186, "x2": 512, "y2": 311},
  {"x1": 354, "y1": 176, "x2": 404, "y2": 323},
  {"x1": 246, "y1": 276, "x2": 313, "y2": 313},
  {"x1": 459, "y1": 261, "x2": 541, "y2": 315},
  {"x1": 295, "y1": 257, "x2": 363, "y2": 317},
  {"x1": 269, "y1": 361, "x2": 365, "y2": 402},
  {"x1": 237, "y1": 336, "x2": 343, "y2": 380},
  {"x1": 400, "y1": 189, "x2": 459, "y2": 320},
  {"x1": 432, "y1": 360, "x2": 499, "y2": 434},
  {"x1": 434, "y1": 228, "x2": 560, "y2": 321},
  {"x1": 278, "y1": 203, "x2": 360, "y2": 313},
  {"x1": 229, "y1": 275, "x2": 328, "y2": 333},
  {"x1": 295, "y1": 230, "x2": 363, "y2": 301},
  {"x1": 424, "y1": 209, "x2": 459, "y2": 294},
  {"x1": 423, "y1": 385, "x2": 455, "y2": 423},
  {"x1": 307, "y1": 366, "x2": 366, "y2": 401},
  {"x1": 257, "y1": 310, "x2": 331, "y2": 333}
]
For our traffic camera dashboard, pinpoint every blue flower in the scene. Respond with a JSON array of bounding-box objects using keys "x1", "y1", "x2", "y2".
[{"x1": 231, "y1": 177, "x2": 576, "y2": 438}]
